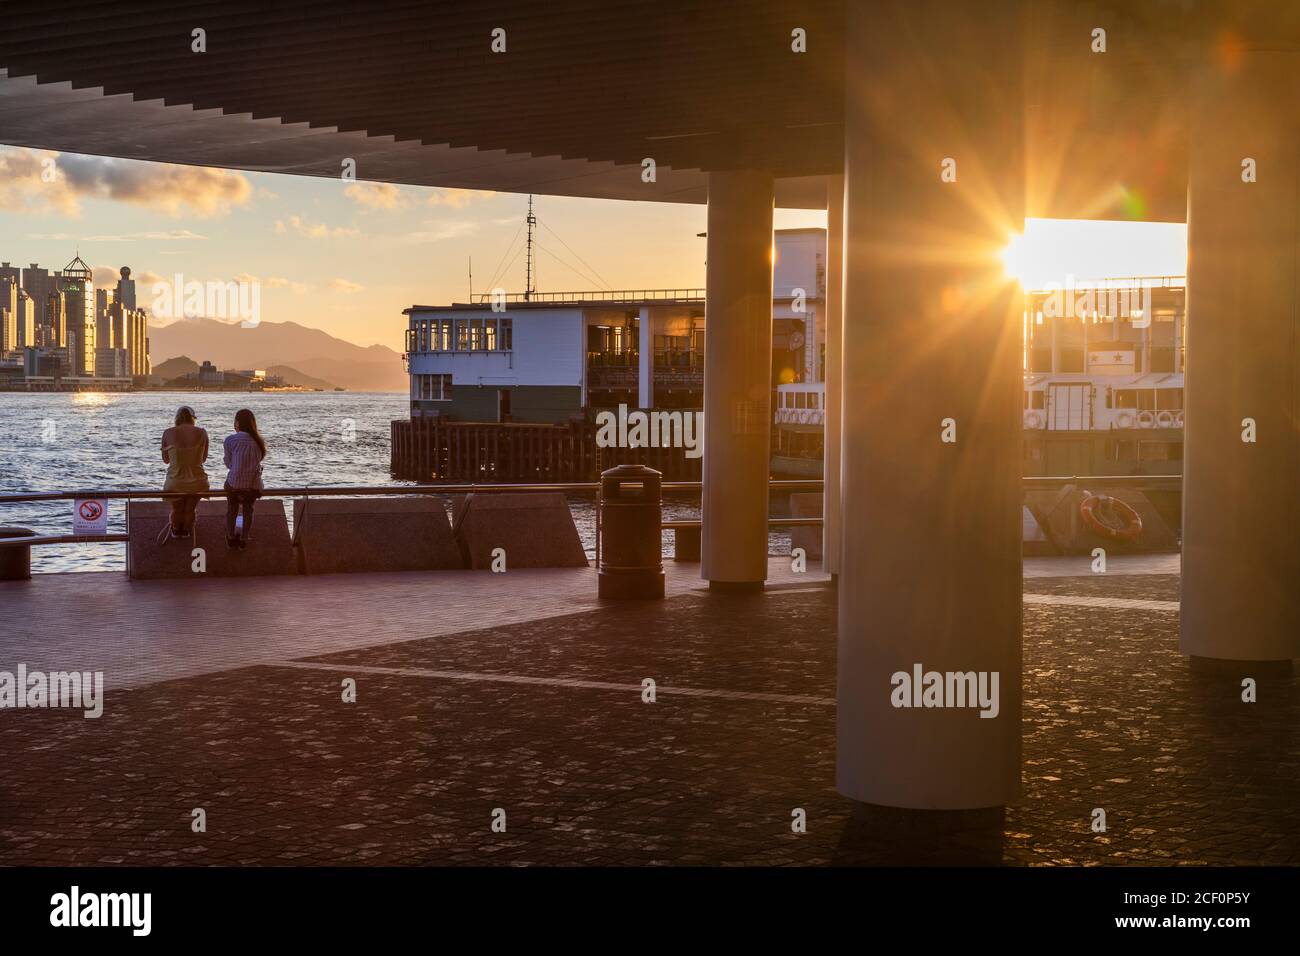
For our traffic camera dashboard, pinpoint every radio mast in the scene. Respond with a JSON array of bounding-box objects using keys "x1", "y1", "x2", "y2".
[{"x1": 524, "y1": 195, "x2": 536, "y2": 301}]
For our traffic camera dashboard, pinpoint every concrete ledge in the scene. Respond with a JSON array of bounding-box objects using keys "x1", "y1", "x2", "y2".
[
  {"x1": 673, "y1": 526, "x2": 701, "y2": 562},
  {"x1": 789, "y1": 492, "x2": 823, "y2": 559},
  {"x1": 127, "y1": 500, "x2": 296, "y2": 579},
  {"x1": 452, "y1": 492, "x2": 589, "y2": 569},
  {"x1": 1026, "y1": 485, "x2": 1179, "y2": 555},
  {"x1": 294, "y1": 498, "x2": 464, "y2": 574}
]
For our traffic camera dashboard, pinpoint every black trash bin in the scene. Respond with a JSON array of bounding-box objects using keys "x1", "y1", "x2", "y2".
[
  {"x1": 598, "y1": 465, "x2": 665, "y2": 599},
  {"x1": 0, "y1": 527, "x2": 36, "y2": 581}
]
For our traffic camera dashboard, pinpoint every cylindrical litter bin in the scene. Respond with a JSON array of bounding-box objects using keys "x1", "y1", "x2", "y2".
[
  {"x1": 0, "y1": 527, "x2": 36, "y2": 581},
  {"x1": 598, "y1": 465, "x2": 665, "y2": 599}
]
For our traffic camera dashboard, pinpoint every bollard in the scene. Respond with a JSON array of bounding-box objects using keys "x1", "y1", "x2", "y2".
[
  {"x1": 598, "y1": 464, "x2": 665, "y2": 599},
  {"x1": 0, "y1": 527, "x2": 36, "y2": 581}
]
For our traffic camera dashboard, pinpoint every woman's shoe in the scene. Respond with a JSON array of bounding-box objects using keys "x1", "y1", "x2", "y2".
[
  {"x1": 226, "y1": 536, "x2": 239, "y2": 550},
  {"x1": 237, "y1": 536, "x2": 247, "y2": 551},
  {"x1": 170, "y1": 527, "x2": 184, "y2": 539}
]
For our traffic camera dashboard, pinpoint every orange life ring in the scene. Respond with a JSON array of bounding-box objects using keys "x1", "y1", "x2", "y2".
[{"x1": 1080, "y1": 490, "x2": 1143, "y2": 543}]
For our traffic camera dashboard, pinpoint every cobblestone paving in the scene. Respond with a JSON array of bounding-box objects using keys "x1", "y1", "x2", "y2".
[
  {"x1": 1024, "y1": 573, "x2": 1181, "y2": 601},
  {"x1": 0, "y1": 574, "x2": 1295, "y2": 866}
]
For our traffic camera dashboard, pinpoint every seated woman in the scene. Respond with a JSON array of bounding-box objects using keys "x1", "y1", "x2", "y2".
[
  {"x1": 223, "y1": 408, "x2": 267, "y2": 550},
  {"x1": 161, "y1": 406, "x2": 209, "y2": 538}
]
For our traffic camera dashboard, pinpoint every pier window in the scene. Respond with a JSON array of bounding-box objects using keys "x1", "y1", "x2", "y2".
[
  {"x1": 424, "y1": 317, "x2": 512, "y2": 352},
  {"x1": 412, "y1": 373, "x2": 452, "y2": 401},
  {"x1": 1156, "y1": 388, "x2": 1183, "y2": 410}
]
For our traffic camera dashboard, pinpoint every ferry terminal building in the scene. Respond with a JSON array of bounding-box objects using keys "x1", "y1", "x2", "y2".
[{"x1": 404, "y1": 228, "x2": 827, "y2": 424}]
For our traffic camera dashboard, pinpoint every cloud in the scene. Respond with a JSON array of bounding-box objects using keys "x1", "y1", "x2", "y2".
[
  {"x1": 92, "y1": 266, "x2": 121, "y2": 287},
  {"x1": 275, "y1": 215, "x2": 359, "y2": 239},
  {"x1": 26, "y1": 229, "x2": 207, "y2": 242},
  {"x1": 0, "y1": 148, "x2": 76, "y2": 215},
  {"x1": 344, "y1": 182, "x2": 408, "y2": 210},
  {"x1": 265, "y1": 276, "x2": 309, "y2": 293},
  {"x1": 427, "y1": 187, "x2": 492, "y2": 208},
  {"x1": 223, "y1": 272, "x2": 309, "y2": 294},
  {"x1": 96, "y1": 265, "x2": 175, "y2": 289},
  {"x1": 0, "y1": 147, "x2": 252, "y2": 217},
  {"x1": 404, "y1": 220, "x2": 479, "y2": 243},
  {"x1": 327, "y1": 278, "x2": 364, "y2": 294}
]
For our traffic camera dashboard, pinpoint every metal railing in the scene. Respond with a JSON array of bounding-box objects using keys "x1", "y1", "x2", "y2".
[
  {"x1": 0, "y1": 474, "x2": 1181, "y2": 550},
  {"x1": 472, "y1": 288, "x2": 705, "y2": 305},
  {"x1": 0, "y1": 479, "x2": 825, "y2": 550}
]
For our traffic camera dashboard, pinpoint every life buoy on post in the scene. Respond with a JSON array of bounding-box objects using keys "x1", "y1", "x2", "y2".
[
  {"x1": 1155, "y1": 410, "x2": 1175, "y2": 428},
  {"x1": 1023, "y1": 410, "x2": 1043, "y2": 429},
  {"x1": 1079, "y1": 490, "x2": 1143, "y2": 543},
  {"x1": 1174, "y1": 410, "x2": 1185, "y2": 427},
  {"x1": 1137, "y1": 410, "x2": 1156, "y2": 428},
  {"x1": 1115, "y1": 411, "x2": 1135, "y2": 429}
]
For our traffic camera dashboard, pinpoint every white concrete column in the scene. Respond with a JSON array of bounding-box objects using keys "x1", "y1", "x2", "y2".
[
  {"x1": 838, "y1": 0, "x2": 1024, "y2": 809},
  {"x1": 824, "y1": 174, "x2": 844, "y2": 576},
  {"x1": 1082, "y1": 311, "x2": 1089, "y2": 372},
  {"x1": 702, "y1": 169, "x2": 775, "y2": 589},
  {"x1": 804, "y1": 314, "x2": 816, "y2": 384},
  {"x1": 1049, "y1": 314, "x2": 1058, "y2": 373},
  {"x1": 1182, "y1": 53, "x2": 1300, "y2": 661},
  {"x1": 1174, "y1": 304, "x2": 1183, "y2": 374},
  {"x1": 638, "y1": 305, "x2": 653, "y2": 409}
]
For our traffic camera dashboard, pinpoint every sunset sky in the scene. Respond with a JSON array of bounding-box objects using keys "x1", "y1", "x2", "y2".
[{"x1": 0, "y1": 146, "x2": 1186, "y2": 352}]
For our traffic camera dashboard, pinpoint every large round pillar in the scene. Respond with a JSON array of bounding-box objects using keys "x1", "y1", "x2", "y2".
[
  {"x1": 1182, "y1": 53, "x2": 1300, "y2": 661},
  {"x1": 823, "y1": 174, "x2": 845, "y2": 576},
  {"x1": 702, "y1": 169, "x2": 775, "y2": 589},
  {"x1": 837, "y1": 0, "x2": 1025, "y2": 808}
]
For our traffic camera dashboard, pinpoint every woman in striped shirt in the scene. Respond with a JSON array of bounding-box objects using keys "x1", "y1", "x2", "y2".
[{"x1": 223, "y1": 408, "x2": 266, "y2": 550}]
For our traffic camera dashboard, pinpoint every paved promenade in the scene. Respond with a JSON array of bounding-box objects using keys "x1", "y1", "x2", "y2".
[{"x1": 4, "y1": 551, "x2": 1294, "y2": 867}]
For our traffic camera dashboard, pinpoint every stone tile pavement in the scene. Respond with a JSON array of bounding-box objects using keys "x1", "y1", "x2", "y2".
[
  {"x1": 0, "y1": 560, "x2": 1295, "y2": 866},
  {"x1": 0, "y1": 557, "x2": 826, "y2": 690}
]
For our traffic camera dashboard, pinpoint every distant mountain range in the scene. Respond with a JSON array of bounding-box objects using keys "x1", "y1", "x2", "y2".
[{"x1": 148, "y1": 318, "x2": 406, "y2": 392}]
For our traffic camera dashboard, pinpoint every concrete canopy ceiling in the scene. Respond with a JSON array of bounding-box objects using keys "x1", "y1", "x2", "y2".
[{"x1": 1, "y1": 1, "x2": 1297, "y2": 219}]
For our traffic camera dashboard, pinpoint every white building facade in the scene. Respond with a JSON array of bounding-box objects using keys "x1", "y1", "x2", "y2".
[{"x1": 405, "y1": 229, "x2": 827, "y2": 423}]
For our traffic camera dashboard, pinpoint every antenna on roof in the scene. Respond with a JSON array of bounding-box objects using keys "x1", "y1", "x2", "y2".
[
  {"x1": 468, "y1": 256, "x2": 473, "y2": 303},
  {"x1": 524, "y1": 195, "x2": 536, "y2": 301}
]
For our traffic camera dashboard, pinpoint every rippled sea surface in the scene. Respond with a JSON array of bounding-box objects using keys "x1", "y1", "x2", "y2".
[{"x1": 0, "y1": 391, "x2": 748, "y2": 573}]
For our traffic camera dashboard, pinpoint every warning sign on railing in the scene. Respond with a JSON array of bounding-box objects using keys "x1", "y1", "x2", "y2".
[{"x1": 73, "y1": 498, "x2": 108, "y2": 535}]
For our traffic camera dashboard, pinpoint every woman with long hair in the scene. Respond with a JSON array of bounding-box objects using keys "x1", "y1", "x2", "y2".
[
  {"x1": 160, "y1": 405, "x2": 209, "y2": 538},
  {"x1": 222, "y1": 408, "x2": 266, "y2": 549}
]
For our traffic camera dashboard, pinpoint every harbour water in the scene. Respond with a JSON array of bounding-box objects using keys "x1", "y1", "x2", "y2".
[{"x1": 0, "y1": 391, "x2": 777, "y2": 573}]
